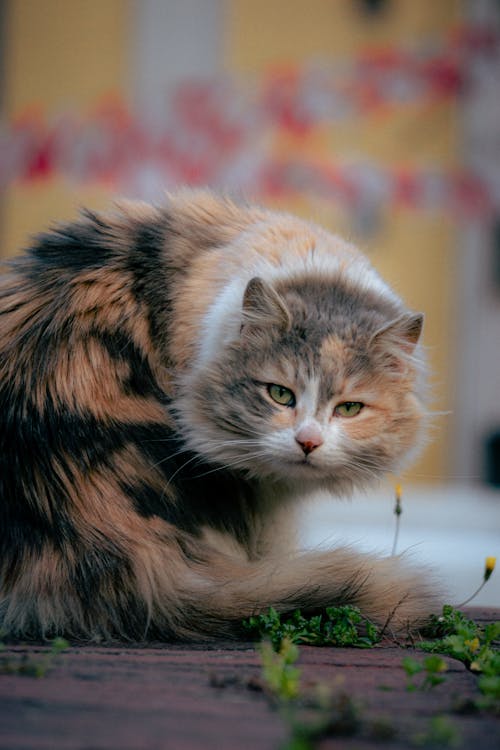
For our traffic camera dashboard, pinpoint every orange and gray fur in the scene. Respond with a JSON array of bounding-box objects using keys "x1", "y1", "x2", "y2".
[{"x1": 0, "y1": 191, "x2": 439, "y2": 640}]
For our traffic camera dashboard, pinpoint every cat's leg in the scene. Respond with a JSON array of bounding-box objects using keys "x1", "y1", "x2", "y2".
[{"x1": 0, "y1": 540, "x2": 157, "y2": 640}]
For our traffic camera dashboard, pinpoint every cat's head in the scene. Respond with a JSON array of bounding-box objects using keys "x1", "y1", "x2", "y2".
[{"x1": 177, "y1": 274, "x2": 426, "y2": 493}]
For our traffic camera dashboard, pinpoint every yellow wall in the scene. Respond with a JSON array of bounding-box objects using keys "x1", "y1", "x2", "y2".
[
  {"x1": 226, "y1": 1, "x2": 458, "y2": 70},
  {"x1": 225, "y1": 0, "x2": 460, "y2": 481},
  {"x1": 1, "y1": 0, "x2": 129, "y2": 257}
]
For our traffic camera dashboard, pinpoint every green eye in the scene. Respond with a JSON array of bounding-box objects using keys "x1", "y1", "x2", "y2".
[
  {"x1": 334, "y1": 401, "x2": 364, "y2": 418},
  {"x1": 267, "y1": 384, "x2": 296, "y2": 407}
]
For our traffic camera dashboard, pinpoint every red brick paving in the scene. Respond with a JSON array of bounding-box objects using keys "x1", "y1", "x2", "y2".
[{"x1": 1, "y1": 608, "x2": 499, "y2": 750}]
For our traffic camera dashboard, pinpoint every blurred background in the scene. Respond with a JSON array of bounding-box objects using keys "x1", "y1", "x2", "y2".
[{"x1": 0, "y1": 0, "x2": 499, "y2": 605}]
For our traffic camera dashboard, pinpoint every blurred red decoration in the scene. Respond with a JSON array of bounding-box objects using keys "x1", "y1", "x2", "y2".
[{"x1": 1, "y1": 25, "x2": 498, "y2": 220}]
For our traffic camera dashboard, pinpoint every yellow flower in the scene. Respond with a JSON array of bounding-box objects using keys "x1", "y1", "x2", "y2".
[
  {"x1": 484, "y1": 556, "x2": 496, "y2": 582},
  {"x1": 464, "y1": 637, "x2": 480, "y2": 653}
]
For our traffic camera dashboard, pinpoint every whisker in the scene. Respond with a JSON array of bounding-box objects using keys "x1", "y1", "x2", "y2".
[
  {"x1": 141, "y1": 436, "x2": 183, "y2": 443},
  {"x1": 166, "y1": 453, "x2": 205, "y2": 484},
  {"x1": 147, "y1": 436, "x2": 265, "y2": 481},
  {"x1": 148, "y1": 445, "x2": 193, "y2": 470},
  {"x1": 202, "y1": 438, "x2": 263, "y2": 448},
  {"x1": 190, "y1": 452, "x2": 271, "y2": 479}
]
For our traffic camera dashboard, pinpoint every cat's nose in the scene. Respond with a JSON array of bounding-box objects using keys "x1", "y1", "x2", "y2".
[
  {"x1": 295, "y1": 423, "x2": 324, "y2": 455},
  {"x1": 296, "y1": 439, "x2": 322, "y2": 455}
]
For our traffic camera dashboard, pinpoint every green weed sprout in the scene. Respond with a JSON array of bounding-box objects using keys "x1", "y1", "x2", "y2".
[
  {"x1": 0, "y1": 637, "x2": 69, "y2": 678},
  {"x1": 402, "y1": 654, "x2": 448, "y2": 691},
  {"x1": 259, "y1": 637, "x2": 301, "y2": 701},
  {"x1": 412, "y1": 715, "x2": 461, "y2": 748}
]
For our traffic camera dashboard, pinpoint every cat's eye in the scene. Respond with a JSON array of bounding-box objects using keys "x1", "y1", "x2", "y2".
[
  {"x1": 334, "y1": 401, "x2": 364, "y2": 418},
  {"x1": 267, "y1": 384, "x2": 296, "y2": 407}
]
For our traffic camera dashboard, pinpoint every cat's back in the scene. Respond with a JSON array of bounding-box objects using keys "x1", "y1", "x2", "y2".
[{"x1": 0, "y1": 190, "x2": 399, "y2": 385}]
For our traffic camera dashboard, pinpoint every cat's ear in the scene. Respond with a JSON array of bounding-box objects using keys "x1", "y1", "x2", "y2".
[
  {"x1": 369, "y1": 312, "x2": 424, "y2": 370},
  {"x1": 241, "y1": 277, "x2": 291, "y2": 336},
  {"x1": 371, "y1": 312, "x2": 424, "y2": 351}
]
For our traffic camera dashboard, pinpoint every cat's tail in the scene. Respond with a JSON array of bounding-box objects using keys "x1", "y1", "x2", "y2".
[{"x1": 140, "y1": 533, "x2": 442, "y2": 640}]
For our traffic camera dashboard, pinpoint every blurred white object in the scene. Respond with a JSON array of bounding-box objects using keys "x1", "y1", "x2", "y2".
[{"x1": 300, "y1": 483, "x2": 500, "y2": 608}]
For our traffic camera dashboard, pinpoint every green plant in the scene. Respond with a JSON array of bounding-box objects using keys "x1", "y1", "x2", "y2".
[
  {"x1": 419, "y1": 605, "x2": 500, "y2": 711},
  {"x1": 259, "y1": 637, "x2": 301, "y2": 701},
  {"x1": 402, "y1": 655, "x2": 448, "y2": 691},
  {"x1": 0, "y1": 637, "x2": 69, "y2": 678},
  {"x1": 243, "y1": 605, "x2": 380, "y2": 651},
  {"x1": 256, "y1": 634, "x2": 361, "y2": 749},
  {"x1": 420, "y1": 605, "x2": 478, "y2": 641},
  {"x1": 412, "y1": 715, "x2": 461, "y2": 748},
  {"x1": 280, "y1": 690, "x2": 360, "y2": 750}
]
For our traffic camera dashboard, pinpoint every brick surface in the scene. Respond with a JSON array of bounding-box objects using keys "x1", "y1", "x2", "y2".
[{"x1": 0, "y1": 607, "x2": 499, "y2": 750}]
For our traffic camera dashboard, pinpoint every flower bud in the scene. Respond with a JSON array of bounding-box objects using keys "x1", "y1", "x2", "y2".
[{"x1": 484, "y1": 556, "x2": 496, "y2": 582}]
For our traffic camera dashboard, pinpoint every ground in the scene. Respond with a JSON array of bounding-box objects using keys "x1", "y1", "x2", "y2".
[{"x1": 1, "y1": 607, "x2": 499, "y2": 750}]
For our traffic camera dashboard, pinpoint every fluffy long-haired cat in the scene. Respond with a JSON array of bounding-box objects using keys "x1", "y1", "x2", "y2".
[{"x1": 0, "y1": 191, "x2": 440, "y2": 640}]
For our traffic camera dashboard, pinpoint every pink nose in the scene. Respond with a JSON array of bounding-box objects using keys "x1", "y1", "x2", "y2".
[
  {"x1": 295, "y1": 423, "x2": 324, "y2": 455},
  {"x1": 296, "y1": 439, "x2": 322, "y2": 455}
]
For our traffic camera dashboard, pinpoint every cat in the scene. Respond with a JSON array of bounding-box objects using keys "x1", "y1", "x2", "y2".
[{"x1": 0, "y1": 190, "x2": 440, "y2": 641}]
